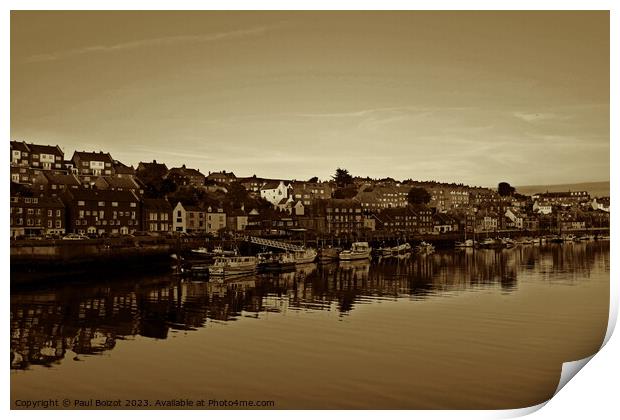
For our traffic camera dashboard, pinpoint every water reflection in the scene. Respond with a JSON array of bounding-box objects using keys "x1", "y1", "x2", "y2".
[{"x1": 11, "y1": 241, "x2": 609, "y2": 371}]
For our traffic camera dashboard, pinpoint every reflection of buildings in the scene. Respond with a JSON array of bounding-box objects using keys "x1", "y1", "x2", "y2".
[{"x1": 11, "y1": 241, "x2": 609, "y2": 370}]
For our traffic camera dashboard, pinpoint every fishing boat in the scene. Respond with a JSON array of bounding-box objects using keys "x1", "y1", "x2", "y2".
[
  {"x1": 209, "y1": 255, "x2": 258, "y2": 277},
  {"x1": 339, "y1": 242, "x2": 372, "y2": 261},
  {"x1": 317, "y1": 246, "x2": 342, "y2": 262},
  {"x1": 291, "y1": 247, "x2": 318, "y2": 264},
  {"x1": 415, "y1": 241, "x2": 435, "y2": 254}
]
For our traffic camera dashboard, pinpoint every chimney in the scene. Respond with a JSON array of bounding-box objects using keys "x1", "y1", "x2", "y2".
[
  {"x1": 182, "y1": 164, "x2": 186, "y2": 169},
  {"x1": 153, "y1": 159, "x2": 156, "y2": 163}
]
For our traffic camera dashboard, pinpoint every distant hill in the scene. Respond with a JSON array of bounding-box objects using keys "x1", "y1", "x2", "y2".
[{"x1": 516, "y1": 181, "x2": 610, "y2": 198}]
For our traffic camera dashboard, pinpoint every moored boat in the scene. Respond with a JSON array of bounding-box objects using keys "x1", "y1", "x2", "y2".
[
  {"x1": 209, "y1": 255, "x2": 258, "y2": 277},
  {"x1": 455, "y1": 239, "x2": 475, "y2": 248},
  {"x1": 392, "y1": 242, "x2": 412, "y2": 255},
  {"x1": 415, "y1": 241, "x2": 435, "y2": 254},
  {"x1": 257, "y1": 252, "x2": 296, "y2": 272},
  {"x1": 292, "y1": 247, "x2": 318, "y2": 264},
  {"x1": 317, "y1": 246, "x2": 342, "y2": 262},
  {"x1": 339, "y1": 242, "x2": 372, "y2": 261}
]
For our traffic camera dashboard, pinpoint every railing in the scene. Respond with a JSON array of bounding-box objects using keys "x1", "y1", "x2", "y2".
[{"x1": 244, "y1": 235, "x2": 305, "y2": 252}]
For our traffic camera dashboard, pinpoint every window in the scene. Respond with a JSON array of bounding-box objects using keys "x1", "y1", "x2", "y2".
[
  {"x1": 56, "y1": 210, "x2": 61, "y2": 217},
  {"x1": 112, "y1": 202, "x2": 118, "y2": 207},
  {"x1": 47, "y1": 220, "x2": 52, "y2": 228},
  {"x1": 55, "y1": 220, "x2": 61, "y2": 228},
  {"x1": 78, "y1": 201, "x2": 85, "y2": 206},
  {"x1": 27, "y1": 209, "x2": 34, "y2": 215},
  {"x1": 130, "y1": 202, "x2": 137, "y2": 208},
  {"x1": 79, "y1": 210, "x2": 84, "y2": 219},
  {"x1": 131, "y1": 211, "x2": 135, "y2": 219},
  {"x1": 99, "y1": 210, "x2": 104, "y2": 219},
  {"x1": 98, "y1": 201, "x2": 105, "y2": 207}
]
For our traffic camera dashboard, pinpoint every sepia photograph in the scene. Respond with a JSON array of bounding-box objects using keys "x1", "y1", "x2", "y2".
[{"x1": 9, "y1": 8, "x2": 611, "y2": 411}]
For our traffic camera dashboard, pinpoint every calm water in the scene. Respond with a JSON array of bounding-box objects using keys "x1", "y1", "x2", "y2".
[{"x1": 11, "y1": 241, "x2": 609, "y2": 409}]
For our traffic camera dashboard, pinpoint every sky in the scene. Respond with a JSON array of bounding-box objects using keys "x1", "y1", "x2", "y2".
[{"x1": 10, "y1": 11, "x2": 609, "y2": 187}]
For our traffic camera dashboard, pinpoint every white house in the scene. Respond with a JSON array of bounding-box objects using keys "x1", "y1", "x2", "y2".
[
  {"x1": 505, "y1": 208, "x2": 524, "y2": 229},
  {"x1": 533, "y1": 200, "x2": 553, "y2": 215},
  {"x1": 173, "y1": 202, "x2": 187, "y2": 232},
  {"x1": 260, "y1": 181, "x2": 292, "y2": 206},
  {"x1": 591, "y1": 198, "x2": 610, "y2": 213}
]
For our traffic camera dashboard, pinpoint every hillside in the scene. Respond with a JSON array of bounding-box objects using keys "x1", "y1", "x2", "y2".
[{"x1": 515, "y1": 181, "x2": 610, "y2": 198}]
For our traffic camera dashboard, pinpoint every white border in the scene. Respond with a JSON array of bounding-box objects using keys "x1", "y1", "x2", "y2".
[{"x1": 3, "y1": 2, "x2": 617, "y2": 420}]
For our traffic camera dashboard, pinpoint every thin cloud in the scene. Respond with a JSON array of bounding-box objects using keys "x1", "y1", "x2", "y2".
[
  {"x1": 513, "y1": 111, "x2": 572, "y2": 123},
  {"x1": 24, "y1": 25, "x2": 277, "y2": 63}
]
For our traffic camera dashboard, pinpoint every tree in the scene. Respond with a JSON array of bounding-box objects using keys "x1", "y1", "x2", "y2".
[
  {"x1": 308, "y1": 176, "x2": 319, "y2": 183},
  {"x1": 498, "y1": 182, "x2": 515, "y2": 197},
  {"x1": 333, "y1": 168, "x2": 353, "y2": 188},
  {"x1": 333, "y1": 186, "x2": 358, "y2": 199},
  {"x1": 407, "y1": 187, "x2": 431, "y2": 205}
]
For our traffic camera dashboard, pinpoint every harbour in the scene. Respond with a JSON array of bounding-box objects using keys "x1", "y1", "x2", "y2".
[{"x1": 11, "y1": 240, "x2": 610, "y2": 409}]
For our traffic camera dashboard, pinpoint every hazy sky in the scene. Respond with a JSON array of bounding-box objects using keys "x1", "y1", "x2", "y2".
[{"x1": 11, "y1": 11, "x2": 609, "y2": 186}]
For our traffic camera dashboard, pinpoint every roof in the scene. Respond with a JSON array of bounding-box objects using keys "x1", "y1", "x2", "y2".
[
  {"x1": 113, "y1": 160, "x2": 135, "y2": 175},
  {"x1": 28, "y1": 143, "x2": 63, "y2": 156},
  {"x1": 38, "y1": 172, "x2": 81, "y2": 186},
  {"x1": 326, "y1": 198, "x2": 362, "y2": 209},
  {"x1": 408, "y1": 204, "x2": 433, "y2": 213},
  {"x1": 167, "y1": 166, "x2": 205, "y2": 178},
  {"x1": 142, "y1": 198, "x2": 172, "y2": 211},
  {"x1": 138, "y1": 160, "x2": 169, "y2": 173},
  {"x1": 10, "y1": 141, "x2": 30, "y2": 153},
  {"x1": 10, "y1": 196, "x2": 65, "y2": 208},
  {"x1": 66, "y1": 188, "x2": 139, "y2": 202},
  {"x1": 207, "y1": 171, "x2": 236, "y2": 179},
  {"x1": 261, "y1": 180, "x2": 283, "y2": 190},
  {"x1": 97, "y1": 176, "x2": 140, "y2": 190},
  {"x1": 71, "y1": 151, "x2": 114, "y2": 163}
]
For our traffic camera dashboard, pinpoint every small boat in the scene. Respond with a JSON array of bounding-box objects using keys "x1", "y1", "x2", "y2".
[
  {"x1": 171, "y1": 253, "x2": 210, "y2": 277},
  {"x1": 391, "y1": 243, "x2": 412, "y2": 255},
  {"x1": 563, "y1": 234, "x2": 577, "y2": 242},
  {"x1": 415, "y1": 241, "x2": 435, "y2": 254},
  {"x1": 455, "y1": 239, "x2": 475, "y2": 248},
  {"x1": 501, "y1": 237, "x2": 515, "y2": 248},
  {"x1": 291, "y1": 247, "x2": 318, "y2": 264},
  {"x1": 212, "y1": 246, "x2": 238, "y2": 256},
  {"x1": 191, "y1": 247, "x2": 210, "y2": 255},
  {"x1": 597, "y1": 235, "x2": 610, "y2": 241},
  {"x1": 209, "y1": 256, "x2": 258, "y2": 277},
  {"x1": 339, "y1": 242, "x2": 372, "y2": 261},
  {"x1": 317, "y1": 246, "x2": 342, "y2": 262},
  {"x1": 374, "y1": 246, "x2": 393, "y2": 257}
]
